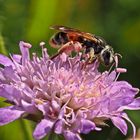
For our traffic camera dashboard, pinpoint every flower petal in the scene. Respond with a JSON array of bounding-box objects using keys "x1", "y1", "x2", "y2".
[
  {"x1": 80, "y1": 119, "x2": 95, "y2": 134},
  {"x1": 0, "y1": 85, "x2": 21, "y2": 103},
  {"x1": 110, "y1": 81, "x2": 138, "y2": 97},
  {"x1": 12, "y1": 54, "x2": 22, "y2": 63},
  {"x1": 33, "y1": 119, "x2": 54, "y2": 140},
  {"x1": 2, "y1": 66, "x2": 20, "y2": 82},
  {"x1": 0, "y1": 41, "x2": 139, "y2": 139},
  {"x1": 122, "y1": 113, "x2": 136, "y2": 140},
  {"x1": 21, "y1": 100, "x2": 38, "y2": 114},
  {"x1": 54, "y1": 119, "x2": 64, "y2": 134},
  {"x1": 19, "y1": 41, "x2": 31, "y2": 65},
  {"x1": 0, "y1": 54, "x2": 14, "y2": 67},
  {"x1": 118, "y1": 97, "x2": 140, "y2": 111},
  {"x1": 0, "y1": 106, "x2": 24, "y2": 126},
  {"x1": 111, "y1": 116, "x2": 127, "y2": 135},
  {"x1": 64, "y1": 131, "x2": 82, "y2": 140}
]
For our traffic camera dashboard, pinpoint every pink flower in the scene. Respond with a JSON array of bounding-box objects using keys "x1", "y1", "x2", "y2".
[{"x1": 0, "y1": 41, "x2": 139, "y2": 140}]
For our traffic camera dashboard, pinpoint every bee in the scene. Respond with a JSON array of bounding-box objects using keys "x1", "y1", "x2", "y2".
[{"x1": 49, "y1": 25, "x2": 119, "y2": 66}]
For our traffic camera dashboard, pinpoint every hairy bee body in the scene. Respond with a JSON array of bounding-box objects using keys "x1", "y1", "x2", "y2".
[{"x1": 49, "y1": 25, "x2": 115, "y2": 66}]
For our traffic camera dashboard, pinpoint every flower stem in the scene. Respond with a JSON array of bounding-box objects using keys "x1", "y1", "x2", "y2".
[
  {"x1": 19, "y1": 119, "x2": 34, "y2": 140},
  {"x1": 0, "y1": 34, "x2": 7, "y2": 55}
]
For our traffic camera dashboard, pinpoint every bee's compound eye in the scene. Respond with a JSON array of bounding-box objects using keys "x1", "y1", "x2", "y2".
[{"x1": 101, "y1": 51, "x2": 111, "y2": 66}]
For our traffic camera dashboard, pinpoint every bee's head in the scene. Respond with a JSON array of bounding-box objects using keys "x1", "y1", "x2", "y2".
[{"x1": 99, "y1": 45, "x2": 114, "y2": 66}]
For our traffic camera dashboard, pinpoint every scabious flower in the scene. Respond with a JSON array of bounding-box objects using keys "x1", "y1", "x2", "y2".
[{"x1": 0, "y1": 41, "x2": 140, "y2": 140}]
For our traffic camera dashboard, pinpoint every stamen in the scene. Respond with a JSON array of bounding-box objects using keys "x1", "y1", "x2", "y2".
[
  {"x1": 116, "y1": 68, "x2": 127, "y2": 73},
  {"x1": 39, "y1": 42, "x2": 45, "y2": 48},
  {"x1": 108, "y1": 62, "x2": 115, "y2": 74},
  {"x1": 20, "y1": 41, "x2": 32, "y2": 48},
  {"x1": 115, "y1": 72, "x2": 120, "y2": 82}
]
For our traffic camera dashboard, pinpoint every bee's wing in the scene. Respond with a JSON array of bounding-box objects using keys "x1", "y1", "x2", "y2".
[
  {"x1": 50, "y1": 25, "x2": 82, "y2": 33},
  {"x1": 50, "y1": 25, "x2": 97, "y2": 42}
]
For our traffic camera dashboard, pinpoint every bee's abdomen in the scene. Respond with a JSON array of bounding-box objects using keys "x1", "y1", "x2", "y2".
[{"x1": 52, "y1": 32, "x2": 69, "y2": 46}]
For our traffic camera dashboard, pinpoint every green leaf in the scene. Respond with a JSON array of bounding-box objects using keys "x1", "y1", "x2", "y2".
[
  {"x1": 0, "y1": 34, "x2": 7, "y2": 55},
  {"x1": 19, "y1": 119, "x2": 34, "y2": 140},
  {"x1": 26, "y1": 0, "x2": 58, "y2": 45}
]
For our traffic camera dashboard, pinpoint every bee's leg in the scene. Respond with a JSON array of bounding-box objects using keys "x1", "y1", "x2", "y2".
[
  {"x1": 81, "y1": 47, "x2": 95, "y2": 63},
  {"x1": 68, "y1": 41, "x2": 82, "y2": 57},
  {"x1": 73, "y1": 41, "x2": 83, "y2": 52},
  {"x1": 58, "y1": 41, "x2": 74, "y2": 54},
  {"x1": 80, "y1": 46, "x2": 89, "y2": 61},
  {"x1": 50, "y1": 41, "x2": 77, "y2": 60},
  {"x1": 88, "y1": 47, "x2": 95, "y2": 63},
  {"x1": 114, "y1": 53, "x2": 122, "y2": 69},
  {"x1": 81, "y1": 56, "x2": 95, "y2": 69},
  {"x1": 50, "y1": 52, "x2": 60, "y2": 60},
  {"x1": 81, "y1": 48, "x2": 96, "y2": 69},
  {"x1": 80, "y1": 53, "x2": 88, "y2": 61},
  {"x1": 108, "y1": 53, "x2": 122, "y2": 73}
]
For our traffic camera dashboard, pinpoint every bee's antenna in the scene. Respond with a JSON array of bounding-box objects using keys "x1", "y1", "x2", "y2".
[
  {"x1": 112, "y1": 53, "x2": 122, "y2": 71},
  {"x1": 108, "y1": 53, "x2": 122, "y2": 74},
  {"x1": 114, "y1": 53, "x2": 122, "y2": 68},
  {"x1": 113, "y1": 53, "x2": 127, "y2": 81}
]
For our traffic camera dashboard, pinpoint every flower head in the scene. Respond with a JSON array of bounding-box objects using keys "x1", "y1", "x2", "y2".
[{"x1": 0, "y1": 41, "x2": 139, "y2": 140}]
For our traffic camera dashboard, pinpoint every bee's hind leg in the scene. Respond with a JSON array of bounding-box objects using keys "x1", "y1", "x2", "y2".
[
  {"x1": 88, "y1": 47, "x2": 95, "y2": 63},
  {"x1": 81, "y1": 48, "x2": 96, "y2": 69},
  {"x1": 50, "y1": 41, "x2": 74, "y2": 60}
]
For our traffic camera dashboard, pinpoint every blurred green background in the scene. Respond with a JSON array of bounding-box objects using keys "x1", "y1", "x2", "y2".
[{"x1": 0, "y1": 0, "x2": 140, "y2": 140}]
